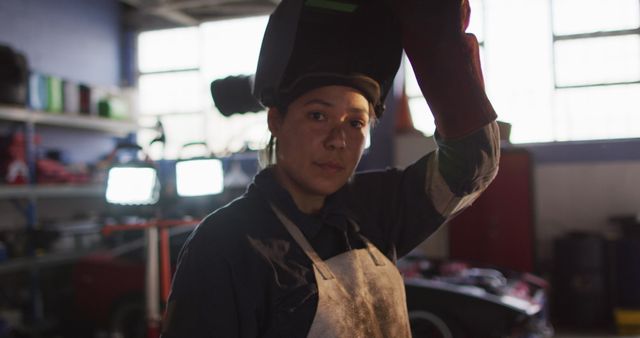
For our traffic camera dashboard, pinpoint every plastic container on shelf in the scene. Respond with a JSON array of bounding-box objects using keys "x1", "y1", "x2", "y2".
[
  {"x1": 79, "y1": 84, "x2": 91, "y2": 115},
  {"x1": 28, "y1": 72, "x2": 48, "y2": 111},
  {"x1": 98, "y1": 91, "x2": 129, "y2": 120},
  {"x1": 63, "y1": 80, "x2": 80, "y2": 114},
  {"x1": 46, "y1": 76, "x2": 63, "y2": 113},
  {"x1": 90, "y1": 86, "x2": 107, "y2": 117}
]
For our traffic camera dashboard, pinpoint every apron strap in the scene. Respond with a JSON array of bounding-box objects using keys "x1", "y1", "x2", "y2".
[
  {"x1": 270, "y1": 203, "x2": 335, "y2": 280},
  {"x1": 355, "y1": 232, "x2": 387, "y2": 267}
]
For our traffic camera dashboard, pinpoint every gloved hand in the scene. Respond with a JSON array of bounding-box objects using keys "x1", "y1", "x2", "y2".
[{"x1": 393, "y1": 0, "x2": 497, "y2": 139}]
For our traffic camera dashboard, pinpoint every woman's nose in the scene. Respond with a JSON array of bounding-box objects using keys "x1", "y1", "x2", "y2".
[{"x1": 324, "y1": 125, "x2": 347, "y2": 149}]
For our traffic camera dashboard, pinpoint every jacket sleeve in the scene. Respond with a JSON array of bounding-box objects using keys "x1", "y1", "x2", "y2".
[
  {"x1": 354, "y1": 0, "x2": 500, "y2": 258},
  {"x1": 425, "y1": 121, "x2": 500, "y2": 219},
  {"x1": 349, "y1": 121, "x2": 499, "y2": 259}
]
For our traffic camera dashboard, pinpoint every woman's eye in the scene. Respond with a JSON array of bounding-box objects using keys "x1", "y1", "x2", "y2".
[
  {"x1": 309, "y1": 111, "x2": 326, "y2": 121},
  {"x1": 350, "y1": 119, "x2": 366, "y2": 129}
]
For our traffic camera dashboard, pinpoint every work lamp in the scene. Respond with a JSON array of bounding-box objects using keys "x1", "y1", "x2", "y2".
[
  {"x1": 105, "y1": 163, "x2": 160, "y2": 205},
  {"x1": 175, "y1": 158, "x2": 224, "y2": 197},
  {"x1": 175, "y1": 142, "x2": 224, "y2": 197},
  {"x1": 104, "y1": 144, "x2": 160, "y2": 205}
]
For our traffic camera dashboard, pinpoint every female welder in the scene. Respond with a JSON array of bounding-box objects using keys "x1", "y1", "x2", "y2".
[{"x1": 162, "y1": 0, "x2": 500, "y2": 336}]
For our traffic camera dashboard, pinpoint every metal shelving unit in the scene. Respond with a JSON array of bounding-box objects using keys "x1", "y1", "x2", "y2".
[
  {"x1": 0, "y1": 104, "x2": 135, "y2": 200},
  {"x1": 0, "y1": 105, "x2": 137, "y2": 135},
  {"x1": 0, "y1": 184, "x2": 104, "y2": 199},
  {"x1": 0, "y1": 104, "x2": 136, "y2": 322}
]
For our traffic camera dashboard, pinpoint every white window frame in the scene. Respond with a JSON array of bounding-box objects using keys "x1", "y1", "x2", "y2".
[{"x1": 550, "y1": 0, "x2": 640, "y2": 89}]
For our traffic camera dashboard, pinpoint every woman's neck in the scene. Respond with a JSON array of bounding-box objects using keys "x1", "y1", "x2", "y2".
[{"x1": 272, "y1": 167, "x2": 325, "y2": 214}]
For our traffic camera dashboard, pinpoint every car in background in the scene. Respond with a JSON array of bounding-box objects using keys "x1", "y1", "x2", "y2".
[{"x1": 399, "y1": 253, "x2": 554, "y2": 338}]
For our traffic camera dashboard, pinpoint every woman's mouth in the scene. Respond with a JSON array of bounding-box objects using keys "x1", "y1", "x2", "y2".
[{"x1": 315, "y1": 161, "x2": 345, "y2": 173}]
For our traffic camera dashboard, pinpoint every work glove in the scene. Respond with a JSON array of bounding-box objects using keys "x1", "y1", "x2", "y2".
[{"x1": 393, "y1": 0, "x2": 497, "y2": 139}]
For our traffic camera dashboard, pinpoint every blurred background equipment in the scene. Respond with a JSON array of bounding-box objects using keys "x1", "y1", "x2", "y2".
[
  {"x1": 0, "y1": 44, "x2": 28, "y2": 106},
  {"x1": 552, "y1": 232, "x2": 610, "y2": 328},
  {"x1": 175, "y1": 142, "x2": 224, "y2": 197},
  {"x1": 105, "y1": 144, "x2": 160, "y2": 206},
  {"x1": 610, "y1": 215, "x2": 640, "y2": 335},
  {"x1": 210, "y1": 75, "x2": 263, "y2": 116},
  {"x1": 399, "y1": 253, "x2": 553, "y2": 338}
]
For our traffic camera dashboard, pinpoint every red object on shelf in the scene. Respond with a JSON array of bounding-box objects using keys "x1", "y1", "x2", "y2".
[
  {"x1": 3, "y1": 131, "x2": 36, "y2": 184},
  {"x1": 6, "y1": 159, "x2": 28, "y2": 184},
  {"x1": 448, "y1": 148, "x2": 535, "y2": 272},
  {"x1": 36, "y1": 158, "x2": 90, "y2": 184}
]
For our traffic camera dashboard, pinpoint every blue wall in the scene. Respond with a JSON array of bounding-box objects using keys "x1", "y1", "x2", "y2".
[{"x1": 0, "y1": 0, "x2": 122, "y2": 86}]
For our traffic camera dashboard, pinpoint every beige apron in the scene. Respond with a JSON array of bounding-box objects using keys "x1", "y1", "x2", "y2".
[{"x1": 271, "y1": 204, "x2": 412, "y2": 338}]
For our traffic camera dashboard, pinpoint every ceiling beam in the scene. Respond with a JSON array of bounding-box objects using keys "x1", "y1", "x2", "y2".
[{"x1": 120, "y1": 0, "x2": 278, "y2": 28}]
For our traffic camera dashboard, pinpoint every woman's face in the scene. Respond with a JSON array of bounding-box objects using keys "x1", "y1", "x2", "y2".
[{"x1": 269, "y1": 85, "x2": 372, "y2": 203}]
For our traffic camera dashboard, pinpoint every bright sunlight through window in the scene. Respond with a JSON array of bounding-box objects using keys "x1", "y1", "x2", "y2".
[
  {"x1": 138, "y1": 1, "x2": 640, "y2": 149},
  {"x1": 136, "y1": 17, "x2": 269, "y2": 160},
  {"x1": 405, "y1": 0, "x2": 640, "y2": 143}
]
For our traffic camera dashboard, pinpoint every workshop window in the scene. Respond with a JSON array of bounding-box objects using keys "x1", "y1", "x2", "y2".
[
  {"x1": 550, "y1": 0, "x2": 640, "y2": 141},
  {"x1": 136, "y1": 1, "x2": 640, "y2": 150},
  {"x1": 137, "y1": 27, "x2": 206, "y2": 159},
  {"x1": 200, "y1": 17, "x2": 270, "y2": 155},
  {"x1": 407, "y1": 0, "x2": 640, "y2": 143},
  {"x1": 552, "y1": 0, "x2": 640, "y2": 88},
  {"x1": 136, "y1": 17, "x2": 269, "y2": 160}
]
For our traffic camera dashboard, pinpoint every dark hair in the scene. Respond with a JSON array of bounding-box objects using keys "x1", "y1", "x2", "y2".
[{"x1": 259, "y1": 135, "x2": 277, "y2": 168}]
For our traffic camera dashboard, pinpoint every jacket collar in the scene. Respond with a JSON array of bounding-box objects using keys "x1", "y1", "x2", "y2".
[{"x1": 249, "y1": 167, "x2": 359, "y2": 239}]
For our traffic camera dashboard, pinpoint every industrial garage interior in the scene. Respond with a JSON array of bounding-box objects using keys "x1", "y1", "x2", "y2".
[{"x1": 1, "y1": 0, "x2": 639, "y2": 337}]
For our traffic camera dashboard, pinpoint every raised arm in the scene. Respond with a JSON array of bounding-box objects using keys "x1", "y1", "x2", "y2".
[
  {"x1": 396, "y1": 0, "x2": 500, "y2": 217},
  {"x1": 396, "y1": 0, "x2": 496, "y2": 139},
  {"x1": 348, "y1": 0, "x2": 499, "y2": 258}
]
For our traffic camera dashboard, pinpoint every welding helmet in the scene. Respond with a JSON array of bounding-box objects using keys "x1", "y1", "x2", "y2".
[{"x1": 253, "y1": 0, "x2": 402, "y2": 117}]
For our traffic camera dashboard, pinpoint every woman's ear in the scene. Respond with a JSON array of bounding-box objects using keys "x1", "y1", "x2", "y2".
[{"x1": 267, "y1": 107, "x2": 283, "y2": 136}]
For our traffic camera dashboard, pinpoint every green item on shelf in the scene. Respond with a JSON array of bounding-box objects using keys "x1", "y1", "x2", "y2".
[
  {"x1": 98, "y1": 96, "x2": 128, "y2": 120},
  {"x1": 47, "y1": 76, "x2": 63, "y2": 113}
]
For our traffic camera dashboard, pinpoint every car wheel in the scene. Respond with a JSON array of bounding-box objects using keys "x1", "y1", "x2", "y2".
[
  {"x1": 409, "y1": 310, "x2": 466, "y2": 338},
  {"x1": 110, "y1": 301, "x2": 145, "y2": 338}
]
